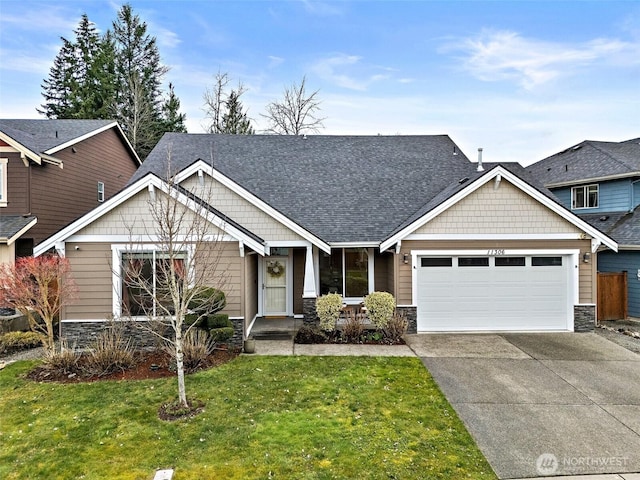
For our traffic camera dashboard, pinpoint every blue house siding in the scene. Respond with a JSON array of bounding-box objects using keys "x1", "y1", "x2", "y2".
[
  {"x1": 552, "y1": 179, "x2": 636, "y2": 214},
  {"x1": 633, "y1": 180, "x2": 640, "y2": 210},
  {"x1": 598, "y1": 250, "x2": 640, "y2": 317}
]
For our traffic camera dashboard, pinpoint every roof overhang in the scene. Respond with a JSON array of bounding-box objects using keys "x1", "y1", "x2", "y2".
[
  {"x1": 175, "y1": 159, "x2": 332, "y2": 254},
  {"x1": 0, "y1": 130, "x2": 42, "y2": 164},
  {"x1": 0, "y1": 217, "x2": 37, "y2": 245},
  {"x1": 381, "y1": 165, "x2": 618, "y2": 253},
  {"x1": 35, "y1": 174, "x2": 267, "y2": 257},
  {"x1": 545, "y1": 171, "x2": 640, "y2": 188}
]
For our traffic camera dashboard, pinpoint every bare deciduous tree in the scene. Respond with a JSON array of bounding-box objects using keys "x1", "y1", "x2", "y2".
[
  {"x1": 262, "y1": 76, "x2": 325, "y2": 135},
  {"x1": 203, "y1": 71, "x2": 252, "y2": 134},
  {"x1": 118, "y1": 150, "x2": 229, "y2": 408}
]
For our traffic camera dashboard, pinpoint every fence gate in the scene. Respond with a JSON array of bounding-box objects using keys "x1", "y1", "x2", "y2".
[{"x1": 597, "y1": 271, "x2": 628, "y2": 321}]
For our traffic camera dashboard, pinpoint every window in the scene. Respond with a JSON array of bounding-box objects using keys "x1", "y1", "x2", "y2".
[
  {"x1": 121, "y1": 251, "x2": 186, "y2": 317},
  {"x1": 532, "y1": 256, "x2": 562, "y2": 266},
  {"x1": 421, "y1": 257, "x2": 453, "y2": 267},
  {"x1": 495, "y1": 257, "x2": 526, "y2": 267},
  {"x1": 97, "y1": 182, "x2": 105, "y2": 203},
  {"x1": 458, "y1": 257, "x2": 489, "y2": 267},
  {"x1": 319, "y1": 248, "x2": 371, "y2": 298},
  {"x1": 0, "y1": 158, "x2": 7, "y2": 207},
  {"x1": 571, "y1": 184, "x2": 598, "y2": 209}
]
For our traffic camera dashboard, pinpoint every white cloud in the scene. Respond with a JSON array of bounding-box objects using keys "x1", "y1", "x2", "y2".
[
  {"x1": 299, "y1": 0, "x2": 344, "y2": 16},
  {"x1": 267, "y1": 56, "x2": 285, "y2": 68},
  {"x1": 310, "y1": 54, "x2": 391, "y2": 91},
  {"x1": 0, "y1": 48, "x2": 52, "y2": 75},
  {"x1": 0, "y1": 6, "x2": 79, "y2": 33},
  {"x1": 150, "y1": 24, "x2": 181, "y2": 49},
  {"x1": 445, "y1": 29, "x2": 640, "y2": 89}
]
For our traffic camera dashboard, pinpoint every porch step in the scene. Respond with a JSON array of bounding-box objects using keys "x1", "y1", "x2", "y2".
[{"x1": 252, "y1": 331, "x2": 294, "y2": 341}]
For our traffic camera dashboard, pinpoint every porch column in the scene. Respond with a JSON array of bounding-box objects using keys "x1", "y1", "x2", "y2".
[{"x1": 302, "y1": 245, "x2": 318, "y2": 325}]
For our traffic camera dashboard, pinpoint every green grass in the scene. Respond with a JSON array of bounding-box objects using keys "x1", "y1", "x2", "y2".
[{"x1": 0, "y1": 356, "x2": 496, "y2": 479}]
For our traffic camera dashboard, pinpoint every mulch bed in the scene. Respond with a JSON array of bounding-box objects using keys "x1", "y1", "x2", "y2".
[{"x1": 25, "y1": 349, "x2": 239, "y2": 384}]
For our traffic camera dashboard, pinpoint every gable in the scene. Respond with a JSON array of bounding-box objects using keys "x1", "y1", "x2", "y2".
[
  {"x1": 180, "y1": 173, "x2": 305, "y2": 242},
  {"x1": 413, "y1": 179, "x2": 583, "y2": 236},
  {"x1": 75, "y1": 189, "x2": 225, "y2": 238}
]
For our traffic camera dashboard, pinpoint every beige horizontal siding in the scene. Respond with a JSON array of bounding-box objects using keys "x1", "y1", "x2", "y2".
[
  {"x1": 414, "y1": 180, "x2": 582, "y2": 235},
  {"x1": 64, "y1": 243, "x2": 113, "y2": 320},
  {"x1": 181, "y1": 174, "x2": 304, "y2": 241}
]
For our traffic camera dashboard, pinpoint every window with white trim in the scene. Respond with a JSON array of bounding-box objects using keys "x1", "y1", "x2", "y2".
[
  {"x1": 0, "y1": 158, "x2": 7, "y2": 207},
  {"x1": 97, "y1": 181, "x2": 105, "y2": 203},
  {"x1": 319, "y1": 248, "x2": 373, "y2": 298},
  {"x1": 121, "y1": 250, "x2": 187, "y2": 317},
  {"x1": 571, "y1": 184, "x2": 598, "y2": 209}
]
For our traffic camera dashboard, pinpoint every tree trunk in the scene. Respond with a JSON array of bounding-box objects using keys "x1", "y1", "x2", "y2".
[{"x1": 175, "y1": 328, "x2": 188, "y2": 407}]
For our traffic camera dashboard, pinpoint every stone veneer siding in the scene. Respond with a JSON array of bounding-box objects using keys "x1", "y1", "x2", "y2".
[
  {"x1": 574, "y1": 304, "x2": 596, "y2": 332},
  {"x1": 303, "y1": 297, "x2": 318, "y2": 326},
  {"x1": 61, "y1": 319, "x2": 245, "y2": 350},
  {"x1": 396, "y1": 306, "x2": 417, "y2": 334}
]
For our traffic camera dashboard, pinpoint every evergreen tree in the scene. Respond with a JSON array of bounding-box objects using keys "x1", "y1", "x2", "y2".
[
  {"x1": 39, "y1": 38, "x2": 77, "y2": 118},
  {"x1": 161, "y1": 83, "x2": 187, "y2": 133},
  {"x1": 111, "y1": 3, "x2": 169, "y2": 158},
  {"x1": 221, "y1": 90, "x2": 254, "y2": 134}
]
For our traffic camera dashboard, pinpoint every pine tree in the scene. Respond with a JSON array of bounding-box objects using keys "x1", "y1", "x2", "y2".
[
  {"x1": 221, "y1": 90, "x2": 254, "y2": 134},
  {"x1": 39, "y1": 38, "x2": 77, "y2": 118},
  {"x1": 161, "y1": 83, "x2": 187, "y2": 133},
  {"x1": 111, "y1": 3, "x2": 169, "y2": 158}
]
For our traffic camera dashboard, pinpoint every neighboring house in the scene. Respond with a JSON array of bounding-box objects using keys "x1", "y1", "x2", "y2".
[
  {"x1": 35, "y1": 134, "x2": 616, "y2": 347},
  {"x1": 0, "y1": 119, "x2": 141, "y2": 262},
  {"x1": 528, "y1": 138, "x2": 640, "y2": 317}
]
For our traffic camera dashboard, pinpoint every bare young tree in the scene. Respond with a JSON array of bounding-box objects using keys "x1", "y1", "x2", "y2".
[
  {"x1": 202, "y1": 71, "x2": 252, "y2": 134},
  {"x1": 262, "y1": 76, "x2": 325, "y2": 135},
  {"x1": 118, "y1": 150, "x2": 229, "y2": 408}
]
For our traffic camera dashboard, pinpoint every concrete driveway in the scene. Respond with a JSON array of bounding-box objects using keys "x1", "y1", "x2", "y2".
[{"x1": 405, "y1": 333, "x2": 640, "y2": 479}]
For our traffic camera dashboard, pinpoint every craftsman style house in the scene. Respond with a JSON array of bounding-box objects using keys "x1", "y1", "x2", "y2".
[
  {"x1": 0, "y1": 119, "x2": 140, "y2": 264},
  {"x1": 36, "y1": 133, "x2": 616, "y2": 345},
  {"x1": 529, "y1": 138, "x2": 639, "y2": 318}
]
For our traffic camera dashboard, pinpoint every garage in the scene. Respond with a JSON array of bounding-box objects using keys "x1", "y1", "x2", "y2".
[{"x1": 415, "y1": 251, "x2": 576, "y2": 332}]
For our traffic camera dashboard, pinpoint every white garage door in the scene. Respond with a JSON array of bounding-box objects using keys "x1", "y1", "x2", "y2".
[{"x1": 416, "y1": 254, "x2": 572, "y2": 332}]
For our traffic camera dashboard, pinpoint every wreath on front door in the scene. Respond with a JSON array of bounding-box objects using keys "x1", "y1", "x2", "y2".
[{"x1": 267, "y1": 260, "x2": 285, "y2": 278}]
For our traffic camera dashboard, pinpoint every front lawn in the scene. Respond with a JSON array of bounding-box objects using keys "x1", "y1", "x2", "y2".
[{"x1": 0, "y1": 356, "x2": 495, "y2": 479}]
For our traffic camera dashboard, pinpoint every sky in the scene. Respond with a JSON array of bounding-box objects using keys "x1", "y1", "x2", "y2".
[{"x1": 1, "y1": 0, "x2": 639, "y2": 166}]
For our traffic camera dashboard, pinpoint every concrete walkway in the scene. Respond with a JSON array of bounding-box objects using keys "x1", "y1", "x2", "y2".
[{"x1": 248, "y1": 338, "x2": 415, "y2": 356}]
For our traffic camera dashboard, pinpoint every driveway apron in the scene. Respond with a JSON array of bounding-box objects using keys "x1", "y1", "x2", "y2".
[{"x1": 407, "y1": 333, "x2": 640, "y2": 479}]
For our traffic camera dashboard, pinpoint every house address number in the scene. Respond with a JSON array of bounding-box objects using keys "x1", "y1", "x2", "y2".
[{"x1": 487, "y1": 249, "x2": 505, "y2": 256}]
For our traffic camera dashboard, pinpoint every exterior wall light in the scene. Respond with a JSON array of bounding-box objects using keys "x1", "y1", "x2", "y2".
[
  {"x1": 583, "y1": 252, "x2": 591, "y2": 263},
  {"x1": 403, "y1": 253, "x2": 409, "y2": 264}
]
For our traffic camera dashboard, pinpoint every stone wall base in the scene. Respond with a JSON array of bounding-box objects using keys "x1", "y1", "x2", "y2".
[
  {"x1": 574, "y1": 304, "x2": 596, "y2": 332},
  {"x1": 396, "y1": 306, "x2": 417, "y2": 334},
  {"x1": 303, "y1": 297, "x2": 318, "y2": 326}
]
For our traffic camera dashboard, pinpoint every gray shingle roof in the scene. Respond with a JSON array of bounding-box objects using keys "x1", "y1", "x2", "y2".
[
  {"x1": 528, "y1": 137, "x2": 640, "y2": 186},
  {"x1": 0, "y1": 215, "x2": 37, "y2": 242},
  {"x1": 580, "y1": 209, "x2": 640, "y2": 247},
  {"x1": 0, "y1": 119, "x2": 115, "y2": 154},
  {"x1": 133, "y1": 134, "x2": 478, "y2": 243}
]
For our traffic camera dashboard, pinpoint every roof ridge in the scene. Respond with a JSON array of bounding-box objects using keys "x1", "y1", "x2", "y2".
[{"x1": 587, "y1": 140, "x2": 638, "y2": 172}]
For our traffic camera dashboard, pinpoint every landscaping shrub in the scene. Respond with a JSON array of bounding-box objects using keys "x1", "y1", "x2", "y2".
[
  {"x1": 342, "y1": 311, "x2": 365, "y2": 342},
  {"x1": 383, "y1": 311, "x2": 408, "y2": 343},
  {"x1": 0, "y1": 331, "x2": 43, "y2": 354},
  {"x1": 210, "y1": 327, "x2": 234, "y2": 343},
  {"x1": 364, "y1": 291, "x2": 396, "y2": 329},
  {"x1": 165, "y1": 329, "x2": 215, "y2": 373},
  {"x1": 316, "y1": 293, "x2": 343, "y2": 332},
  {"x1": 207, "y1": 313, "x2": 231, "y2": 329},
  {"x1": 41, "y1": 343, "x2": 82, "y2": 376},
  {"x1": 188, "y1": 286, "x2": 226, "y2": 315},
  {"x1": 294, "y1": 325, "x2": 327, "y2": 344},
  {"x1": 84, "y1": 325, "x2": 136, "y2": 377}
]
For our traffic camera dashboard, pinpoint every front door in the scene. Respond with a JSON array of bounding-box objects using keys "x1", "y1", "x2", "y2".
[{"x1": 263, "y1": 256, "x2": 289, "y2": 316}]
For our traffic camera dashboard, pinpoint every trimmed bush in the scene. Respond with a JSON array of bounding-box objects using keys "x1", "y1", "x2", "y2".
[
  {"x1": 207, "y1": 313, "x2": 231, "y2": 329},
  {"x1": 364, "y1": 292, "x2": 396, "y2": 329},
  {"x1": 209, "y1": 327, "x2": 234, "y2": 343},
  {"x1": 0, "y1": 331, "x2": 44, "y2": 354},
  {"x1": 316, "y1": 293, "x2": 343, "y2": 332},
  {"x1": 184, "y1": 313, "x2": 202, "y2": 328},
  {"x1": 188, "y1": 287, "x2": 226, "y2": 316}
]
